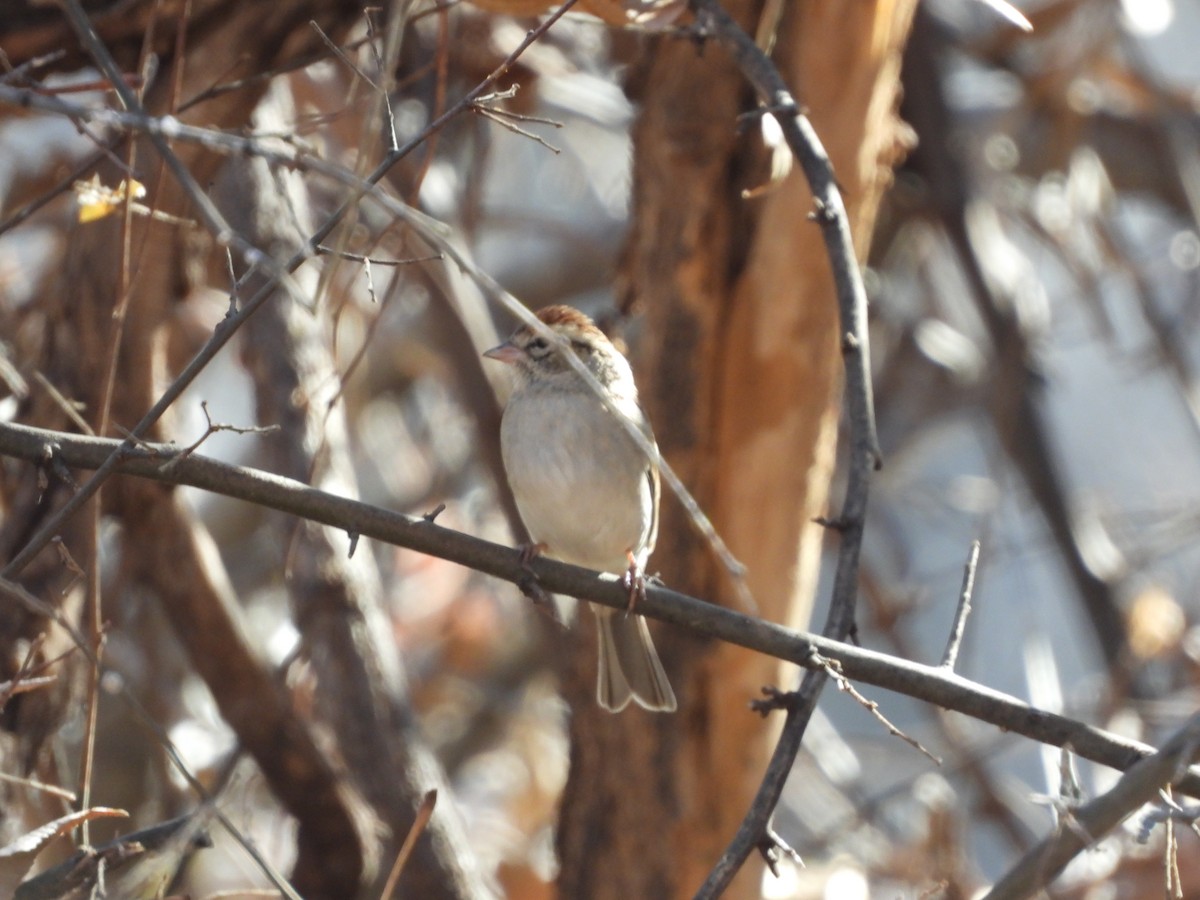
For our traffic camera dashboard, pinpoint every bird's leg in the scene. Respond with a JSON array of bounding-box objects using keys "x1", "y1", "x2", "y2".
[{"x1": 621, "y1": 550, "x2": 646, "y2": 614}]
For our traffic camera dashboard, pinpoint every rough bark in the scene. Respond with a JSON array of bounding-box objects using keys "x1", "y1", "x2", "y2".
[{"x1": 556, "y1": 1, "x2": 918, "y2": 897}]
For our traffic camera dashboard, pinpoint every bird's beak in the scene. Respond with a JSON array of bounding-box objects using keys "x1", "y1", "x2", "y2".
[{"x1": 483, "y1": 341, "x2": 522, "y2": 365}]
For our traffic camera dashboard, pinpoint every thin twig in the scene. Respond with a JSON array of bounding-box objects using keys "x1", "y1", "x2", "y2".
[
  {"x1": 380, "y1": 790, "x2": 437, "y2": 899},
  {"x1": 0, "y1": 0, "x2": 582, "y2": 579},
  {"x1": 310, "y1": 20, "x2": 378, "y2": 89},
  {"x1": 0, "y1": 48, "x2": 68, "y2": 83},
  {"x1": 171, "y1": 400, "x2": 281, "y2": 461},
  {"x1": 31, "y1": 372, "x2": 94, "y2": 435},
  {"x1": 0, "y1": 633, "x2": 48, "y2": 714},
  {"x1": 473, "y1": 105, "x2": 562, "y2": 153},
  {"x1": 179, "y1": 32, "x2": 380, "y2": 110},
  {"x1": 941, "y1": 540, "x2": 981, "y2": 669},
  {"x1": 815, "y1": 652, "x2": 942, "y2": 766},
  {"x1": 315, "y1": 245, "x2": 442, "y2": 266},
  {"x1": 0, "y1": 769, "x2": 78, "y2": 801},
  {"x1": 363, "y1": 4, "x2": 402, "y2": 155}
]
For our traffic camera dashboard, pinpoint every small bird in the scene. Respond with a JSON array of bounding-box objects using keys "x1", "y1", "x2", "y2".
[
  {"x1": 484, "y1": 305, "x2": 676, "y2": 713},
  {"x1": 15, "y1": 814, "x2": 212, "y2": 900}
]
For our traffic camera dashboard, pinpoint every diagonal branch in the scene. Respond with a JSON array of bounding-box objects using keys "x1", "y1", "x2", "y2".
[
  {"x1": 2, "y1": 419, "x2": 1196, "y2": 799},
  {"x1": 0, "y1": 0, "x2": 581, "y2": 580},
  {"x1": 983, "y1": 713, "x2": 1200, "y2": 900}
]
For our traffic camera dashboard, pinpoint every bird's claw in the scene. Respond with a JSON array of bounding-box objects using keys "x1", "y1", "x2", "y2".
[{"x1": 622, "y1": 552, "x2": 647, "y2": 614}]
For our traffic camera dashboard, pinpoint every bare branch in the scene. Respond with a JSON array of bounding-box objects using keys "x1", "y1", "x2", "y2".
[
  {"x1": 171, "y1": 400, "x2": 280, "y2": 460},
  {"x1": 816, "y1": 653, "x2": 942, "y2": 766},
  {"x1": 941, "y1": 540, "x2": 981, "y2": 670},
  {"x1": 381, "y1": 790, "x2": 438, "y2": 899},
  {"x1": 2, "y1": 420, "x2": 1195, "y2": 800},
  {"x1": 686, "y1": 0, "x2": 882, "y2": 891},
  {"x1": 0, "y1": 0, "x2": 582, "y2": 580},
  {"x1": 984, "y1": 713, "x2": 1200, "y2": 900}
]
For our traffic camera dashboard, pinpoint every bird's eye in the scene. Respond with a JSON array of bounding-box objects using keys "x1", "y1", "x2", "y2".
[{"x1": 527, "y1": 337, "x2": 549, "y2": 353}]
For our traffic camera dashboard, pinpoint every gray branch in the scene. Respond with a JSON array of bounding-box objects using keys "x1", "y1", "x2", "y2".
[{"x1": 1, "y1": 420, "x2": 1195, "y2": 797}]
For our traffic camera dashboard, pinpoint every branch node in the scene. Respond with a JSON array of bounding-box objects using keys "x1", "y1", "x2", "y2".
[
  {"x1": 814, "y1": 650, "x2": 942, "y2": 765},
  {"x1": 422, "y1": 503, "x2": 446, "y2": 523},
  {"x1": 812, "y1": 515, "x2": 846, "y2": 532},
  {"x1": 685, "y1": 15, "x2": 714, "y2": 49},
  {"x1": 347, "y1": 531, "x2": 359, "y2": 558},
  {"x1": 750, "y1": 685, "x2": 798, "y2": 717},
  {"x1": 807, "y1": 197, "x2": 834, "y2": 223},
  {"x1": 755, "y1": 823, "x2": 803, "y2": 877},
  {"x1": 45, "y1": 444, "x2": 79, "y2": 492},
  {"x1": 517, "y1": 570, "x2": 564, "y2": 628}
]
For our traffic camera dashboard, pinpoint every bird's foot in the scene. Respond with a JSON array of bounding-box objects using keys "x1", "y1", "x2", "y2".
[{"x1": 622, "y1": 551, "x2": 647, "y2": 614}]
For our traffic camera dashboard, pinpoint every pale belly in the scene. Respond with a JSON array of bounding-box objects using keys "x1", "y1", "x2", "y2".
[{"x1": 501, "y1": 390, "x2": 653, "y2": 573}]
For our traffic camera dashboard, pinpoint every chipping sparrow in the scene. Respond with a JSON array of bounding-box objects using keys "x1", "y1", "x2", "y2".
[{"x1": 484, "y1": 305, "x2": 677, "y2": 713}]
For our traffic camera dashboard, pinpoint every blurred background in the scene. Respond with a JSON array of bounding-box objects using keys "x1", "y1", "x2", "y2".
[{"x1": 2, "y1": 0, "x2": 1200, "y2": 897}]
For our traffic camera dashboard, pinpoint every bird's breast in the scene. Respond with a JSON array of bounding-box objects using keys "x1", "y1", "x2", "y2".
[{"x1": 501, "y1": 389, "x2": 653, "y2": 572}]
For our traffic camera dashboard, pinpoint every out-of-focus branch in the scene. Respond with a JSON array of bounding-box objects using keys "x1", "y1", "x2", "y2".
[
  {"x1": 0, "y1": 0, "x2": 580, "y2": 581},
  {"x1": 223, "y1": 91, "x2": 490, "y2": 894},
  {"x1": 900, "y1": 6, "x2": 1130, "y2": 673},
  {"x1": 983, "y1": 713, "x2": 1200, "y2": 900},
  {"x1": 124, "y1": 492, "x2": 368, "y2": 898},
  {"x1": 2, "y1": 420, "x2": 1196, "y2": 797}
]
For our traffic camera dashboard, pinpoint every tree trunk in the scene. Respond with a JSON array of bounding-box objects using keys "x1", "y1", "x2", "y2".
[{"x1": 556, "y1": 2, "x2": 918, "y2": 896}]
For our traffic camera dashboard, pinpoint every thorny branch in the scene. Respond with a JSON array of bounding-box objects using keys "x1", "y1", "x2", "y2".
[
  {"x1": 686, "y1": 0, "x2": 880, "y2": 893},
  {"x1": 984, "y1": 714, "x2": 1200, "y2": 900},
  {"x1": 814, "y1": 652, "x2": 941, "y2": 766},
  {"x1": 1, "y1": 420, "x2": 1196, "y2": 800}
]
